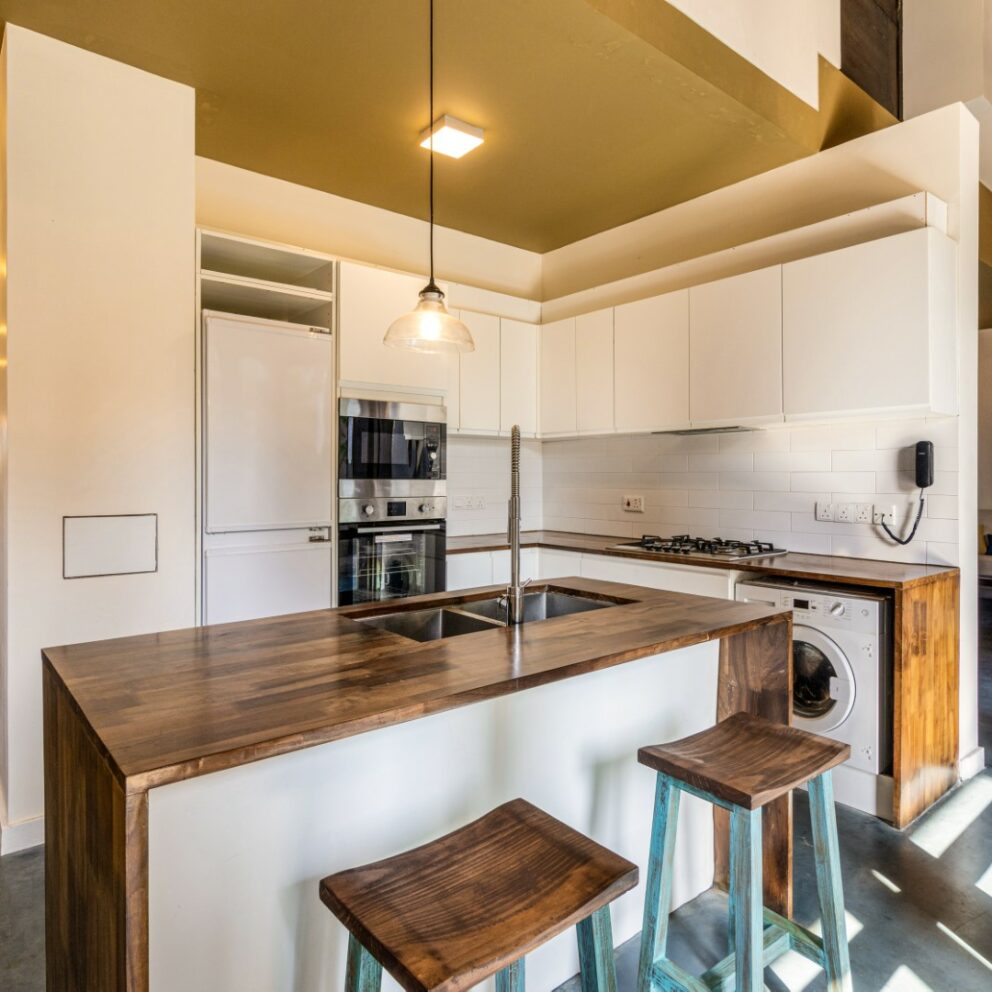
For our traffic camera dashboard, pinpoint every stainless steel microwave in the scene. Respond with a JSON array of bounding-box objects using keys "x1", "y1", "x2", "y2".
[{"x1": 338, "y1": 399, "x2": 446, "y2": 498}]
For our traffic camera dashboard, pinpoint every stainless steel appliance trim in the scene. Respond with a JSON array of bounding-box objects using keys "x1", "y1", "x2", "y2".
[
  {"x1": 339, "y1": 397, "x2": 447, "y2": 424},
  {"x1": 339, "y1": 479, "x2": 447, "y2": 499},
  {"x1": 359, "y1": 523, "x2": 443, "y2": 534},
  {"x1": 338, "y1": 496, "x2": 447, "y2": 524}
]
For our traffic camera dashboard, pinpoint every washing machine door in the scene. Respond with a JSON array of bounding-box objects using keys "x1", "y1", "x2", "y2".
[{"x1": 792, "y1": 625, "x2": 856, "y2": 733}]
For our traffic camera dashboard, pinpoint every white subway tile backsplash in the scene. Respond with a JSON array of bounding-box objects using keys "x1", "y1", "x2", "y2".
[
  {"x1": 754, "y1": 451, "x2": 832, "y2": 472},
  {"x1": 688, "y1": 451, "x2": 754, "y2": 472},
  {"x1": 689, "y1": 490, "x2": 754, "y2": 509},
  {"x1": 449, "y1": 417, "x2": 962, "y2": 567},
  {"x1": 719, "y1": 471, "x2": 790, "y2": 491},
  {"x1": 791, "y1": 472, "x2": 875, "y2": 493}
]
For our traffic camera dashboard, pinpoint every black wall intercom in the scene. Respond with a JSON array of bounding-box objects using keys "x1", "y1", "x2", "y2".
[{"x1": 915, "y1": 440, "x2": 934, "y2": 490}]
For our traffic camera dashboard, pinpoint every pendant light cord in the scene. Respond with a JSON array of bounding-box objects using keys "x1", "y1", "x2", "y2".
[{"x1": 428, "y1": 0, "x2": 436, "y2": 290}]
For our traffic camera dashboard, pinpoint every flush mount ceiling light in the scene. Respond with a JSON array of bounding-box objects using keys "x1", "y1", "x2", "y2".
[
  {"x1": 419, "y1": 115, "x2": 484, "y2": 159},
  {"x1": 384, "y1": 0, "x2": 474, "y2": 355}
]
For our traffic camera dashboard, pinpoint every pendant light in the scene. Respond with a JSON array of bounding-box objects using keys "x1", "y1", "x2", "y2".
[{"x1": 383, "y1": 0, "x2": 474, "y2": 354}]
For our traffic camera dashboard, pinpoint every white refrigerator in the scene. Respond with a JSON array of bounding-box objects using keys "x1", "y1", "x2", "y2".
[{"x1": 202, "y1": 311, "x2": 334, "y2": 624}]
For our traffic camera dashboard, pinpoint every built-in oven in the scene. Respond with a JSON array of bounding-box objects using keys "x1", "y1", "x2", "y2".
[
  {"x1": 339, "y1": 398, "x2": 445, "y2": 490},
  {"x1": 337, "y1": 399, "x2": 448, "y2": 604},
  {"x1": 338, "y1": 499, "x2": 446, "y2": 605}
]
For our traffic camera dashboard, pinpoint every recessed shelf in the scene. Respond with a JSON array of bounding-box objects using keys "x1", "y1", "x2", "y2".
[
  {"x1": 200, "y1": 269, "x2": 334, "y2": 323},
  {"x1": 200, "y1": 229, "x2": 335, "y2": 292}
]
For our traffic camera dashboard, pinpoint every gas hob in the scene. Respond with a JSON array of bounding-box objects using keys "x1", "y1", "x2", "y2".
[{"x1": 609, "y1": 534, "x2": 788, "y2": 562}]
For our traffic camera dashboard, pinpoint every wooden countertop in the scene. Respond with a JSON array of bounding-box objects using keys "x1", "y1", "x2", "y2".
[
  {"x1": 42, "y1": 578, "x2": 785, "y2": 794},
  {"x1": 447, "y1": 530, "x2": 957, "y2": 591}
]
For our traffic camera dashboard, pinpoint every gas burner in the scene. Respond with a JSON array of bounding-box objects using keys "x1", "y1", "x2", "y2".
[{"x1": 611, "y1": 534, "x2": 787, "y2": 562}]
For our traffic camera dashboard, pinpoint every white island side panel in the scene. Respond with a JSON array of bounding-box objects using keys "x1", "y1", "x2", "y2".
[{"x1": 148, "y1": 640, "x2": 720, "y2": 992}]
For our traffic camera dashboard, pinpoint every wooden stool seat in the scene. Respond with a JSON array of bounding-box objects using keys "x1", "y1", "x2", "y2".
[
  {"x1": 320, "y1": 798, "x2": 638, "y2": 992},
  {"x1": 638, "y1": 712, "x2": 850, "y2": 810}
]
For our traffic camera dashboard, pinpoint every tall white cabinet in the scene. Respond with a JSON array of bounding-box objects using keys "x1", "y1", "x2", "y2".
[
  {"x1": 613, "y1": 290, "x2": 690, "y2": 432},
  {"x1": 338, "y1": 261, "x2": 448, "y2": 392},
  {"x1": 689, "y1": 266, "x2": 783, "y2": 427},
  {"x1": 500, "y1": 318, "x2": 540, "y2": 435},
  {"x1": 453, "y1": 310, "x2": 501, "y2": 433},
  {"x1": 539, "y1": 317, "x2": 577, "y2": 436},
  {"x1": 575, "y1": 308, "x2": 614, "y2": 433},
  {"x1": 782, "y1": 227, "x2": 957, "y2": 420}
]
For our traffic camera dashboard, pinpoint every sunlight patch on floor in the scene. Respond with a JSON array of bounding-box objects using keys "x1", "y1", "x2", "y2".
[
  {"x1": 909, "y1": 775, "x2": 992, "y2": 858},
  {"x1": 976, "y1": 861, "x2": 992, "y2": 897},
  {"x1": 936, "y1": 921, "x2": 992, "y2": 972},
  {"x1": 880, "y1": 965, "x2": 934, "y2": 990},
  {"x1": 870, "y1": 868, "x2": 902, "y2": 893}
]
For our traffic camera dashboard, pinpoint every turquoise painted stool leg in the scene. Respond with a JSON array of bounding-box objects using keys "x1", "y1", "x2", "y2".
[
  {"x1": 729, "y1": 806, "x2": 763, "y2": 992},
  {"x1": 636, "y1": 774, "x2": 681, "y2": 992},
  {"x1": 345, "y1": 935, "x2": 382, "y2": 992},
  {"x1": 808, "y1": 772, "x2": 852, "y2": 992},
  {"x1": 495, "y1": 958, "x2": 526, "y2": 992},
  {"x1": 577, "y1": 906, "x2": 618, "y2": 992}
]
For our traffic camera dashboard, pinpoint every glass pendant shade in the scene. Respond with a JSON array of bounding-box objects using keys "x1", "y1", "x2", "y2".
[{"x1": 383, "y1": 285, "x2": 475, "y2": 353}]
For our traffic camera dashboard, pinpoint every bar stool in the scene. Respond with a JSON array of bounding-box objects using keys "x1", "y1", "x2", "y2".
[
  {"x1": 636, "y1": 712, "x2": 852, "y2": 992},
  {"x1": 319, "y1": 798, "x2": 638, "y2": 992}
]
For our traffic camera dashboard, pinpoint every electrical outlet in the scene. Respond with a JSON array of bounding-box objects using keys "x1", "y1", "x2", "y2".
[
  {"x1": 873, "y1": 505, "x2": 896, "y2": 525},
  {"x1": 835, "y1": 503, "x2": 853, "y2": 523},
  {"x1": 623, "y1": 495, "x2": 645, "y2": 513},
  {"x1": 471, "y1": 496, "x2": 487, "y2": 510},
  {"x1": 452, "y1": 495, "x2": 470, "y2": 510},
  {"x1": 854, "y1": 503, "x2": 873, "y2": 523},
  {"x1": 815, "y1": 501, "x2": 834, "y2": 522}
]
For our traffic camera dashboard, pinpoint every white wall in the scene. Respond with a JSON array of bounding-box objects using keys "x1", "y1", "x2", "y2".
[
  {"x1": 196, "y1": 158, "x2": 543, "y2": 302},
  {"x1": 0, "y1": 27, "x2": 196, "y2": 851},
  {"x1": 447, "y1": 436, "x2": 543, "y2": 537},
  {"x1": 667, "y1": 0, "x2": 840, "y2": 108},
  {"x1": 543, "y1": 418, "x2": 959, "y2": 565}
]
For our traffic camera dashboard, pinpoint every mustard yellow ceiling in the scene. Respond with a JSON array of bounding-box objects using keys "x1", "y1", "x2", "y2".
[{"x1": 0, "y1": 0, "x2": 893, "y2": 251}]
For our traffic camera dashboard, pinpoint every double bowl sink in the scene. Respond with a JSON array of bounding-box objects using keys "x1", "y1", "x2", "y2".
[{"x1": 354, "y1": 590, "x2": 616, "y2": 643}]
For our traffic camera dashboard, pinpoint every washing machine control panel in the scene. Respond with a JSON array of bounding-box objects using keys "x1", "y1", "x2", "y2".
[{"x1": 739, "y1": 585, "x2": 881, "y2": 634}]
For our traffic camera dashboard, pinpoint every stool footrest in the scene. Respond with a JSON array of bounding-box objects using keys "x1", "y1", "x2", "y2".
[
  {"x1": 762, "y1": 908, "x2": 825, "y2": 967},
  {"x1": 649, "y1": 912, "x2": 825, "y2": 992}
]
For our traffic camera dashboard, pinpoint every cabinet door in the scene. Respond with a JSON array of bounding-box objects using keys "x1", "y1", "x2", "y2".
[
  {"x1": 689, "y1": 266, "x2": 783, "y2": 427},
  {"x1": 576, "y1": 308, "x2": 614, "y2": 433},
  {"x1": 492, "y1": 548, "x2": 539, "y2": 584},
  {"x1": 782, "y1": 228, "x2": 957, "y2": 419},
  {"x1": 457, "y1": 311, "x2": 501, "y2": 433},
  {"x1": 614, "y1": 291, "x2": 689, "y2": 431},
  {"x1": 500, "y1": 319, "x2": 539, "y2": 435},
  {"x1": 445, "y1": 552, "x2": 494, "y2": 591},
  {"x1": 338, "y1": 261, "x2": 447, "y2": 392},
  {"x1": 539, "y1": 317, "x2": 576, "y2": 436}
]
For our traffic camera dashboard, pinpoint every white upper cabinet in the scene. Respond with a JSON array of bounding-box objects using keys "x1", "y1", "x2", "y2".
[
  {"x1": 782, "y1": 228, "x2": 957, "y2": 420},
  {"x1": 575, "y1": 308, "x2": 614, "y2": 433},
  {"x1": 500, "y1": 318, "x2": 539, "y2": 435},
  {"x1": 689, "y1": 266, "x2": 783, "y2": 427},
  {"x1": 338, "y1": 261, "x2": 447, "y2": 392},
  {"x1": 539, "y1": 317, "x2": 576, "y2": 436},
  {"x1": 454, "y1": 310, "x2": 501, "y2": 433},
  {"x1": 613, "y1": 290, "x2": 690, "y2": 432}
]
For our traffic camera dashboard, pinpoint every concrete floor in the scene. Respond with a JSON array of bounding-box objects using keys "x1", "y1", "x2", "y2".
[{"x1": 2, "y1": 774, "x2": 991, "y2": 992}]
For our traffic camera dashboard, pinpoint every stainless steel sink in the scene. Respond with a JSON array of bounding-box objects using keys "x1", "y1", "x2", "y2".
[
  {"x1": 460, "y1": 590, "x2": 614, "y2": 623},
  {"x1": 355, "y1": 607, "x2": 503, "y2": 642}
]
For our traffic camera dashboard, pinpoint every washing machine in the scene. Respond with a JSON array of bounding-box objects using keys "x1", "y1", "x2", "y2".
[{"x1": 735, "y1": 577, "x2": 892, "y2": 776}]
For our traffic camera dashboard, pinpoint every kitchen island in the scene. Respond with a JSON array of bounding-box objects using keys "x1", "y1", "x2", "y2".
[{"x1": 44, "y1": 578, "x2": 790, "y2": 992}]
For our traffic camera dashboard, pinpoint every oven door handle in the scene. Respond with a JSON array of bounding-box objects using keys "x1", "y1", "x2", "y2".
[{"x1": 357, "y1": 523, "x2": 443, "y2": 535}]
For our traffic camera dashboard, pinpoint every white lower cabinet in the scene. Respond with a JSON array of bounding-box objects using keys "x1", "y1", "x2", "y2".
[
  {"x1": 447, "y1": 548, "x2": 733, "y2": 598},
  {"x1": 578, "y1": 554, "x2": 733, "y2": 598},
  {"x1": 445, "y1": 551, "x2": 495, "y2": 591}
]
